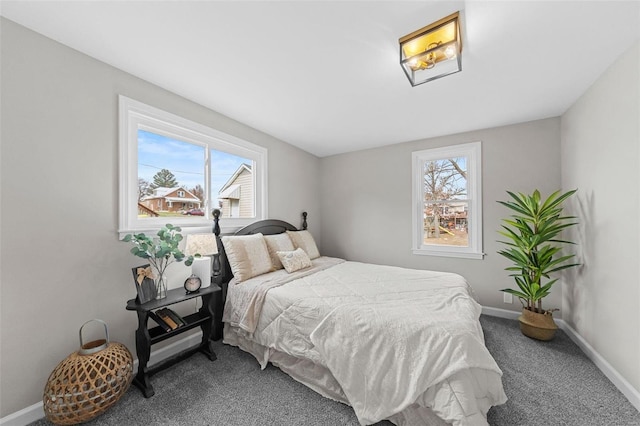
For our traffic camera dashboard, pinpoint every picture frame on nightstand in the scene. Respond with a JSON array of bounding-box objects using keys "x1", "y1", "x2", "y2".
[{"x1": 131, "y1": 264, "x2": 156, "y2": 304}]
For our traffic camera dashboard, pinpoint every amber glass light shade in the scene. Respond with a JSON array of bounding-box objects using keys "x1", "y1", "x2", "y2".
[{"x1": 399, "y1": 11, "x2": 462, "y2": 86}]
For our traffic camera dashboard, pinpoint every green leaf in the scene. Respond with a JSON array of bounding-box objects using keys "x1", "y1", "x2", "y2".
[
  {"x1": 497, "y1": 188, "x2": 579, "y2": 305},
  {"x1": 502, "y1": 289, "x2": 529, "y2": 299},
  {"x1": 123, "y1": 225, "x2": 203, "y2": 268}
]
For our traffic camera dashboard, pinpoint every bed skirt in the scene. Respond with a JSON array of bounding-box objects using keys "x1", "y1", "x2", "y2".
[{"x1": 223, "y1": 323, "x2": 451, "y2": 426}]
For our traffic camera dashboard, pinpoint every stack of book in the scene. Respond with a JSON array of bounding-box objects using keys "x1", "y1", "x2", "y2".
[{"x1": 149, "y1": 308, "x2": 187, "y2": 332}]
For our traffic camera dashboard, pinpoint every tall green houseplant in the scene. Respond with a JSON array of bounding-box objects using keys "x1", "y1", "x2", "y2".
[{"x1": 497, "y1": 189, "x2": 579, "y2": 317}]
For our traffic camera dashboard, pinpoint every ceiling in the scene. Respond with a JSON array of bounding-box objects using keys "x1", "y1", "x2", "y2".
[{"x1": 1, "y1": 1, "x2": 639, "y2": 157}]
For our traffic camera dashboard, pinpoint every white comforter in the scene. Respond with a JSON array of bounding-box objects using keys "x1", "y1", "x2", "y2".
[{"x1": 223, "y1": 258, "x2": 507, "y2": 425}]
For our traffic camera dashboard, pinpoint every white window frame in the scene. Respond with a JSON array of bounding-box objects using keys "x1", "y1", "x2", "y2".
[
  {"x1": 118, "y1": 96, "x2": 267, "y2": 238},
  {"x1": 411, "y1": 141, "x2": 483, "y2": 259}
]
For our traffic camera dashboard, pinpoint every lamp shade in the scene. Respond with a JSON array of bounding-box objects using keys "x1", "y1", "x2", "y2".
[
  {"x1": 184, "y1": 234, "x2": 218, "y2": 288},
  {"x1": 399, "y1": 11, "x2": 462, "y2": 86},
  {"x1": 184, "y1": 234, "x2": 218, "y2": 257}
]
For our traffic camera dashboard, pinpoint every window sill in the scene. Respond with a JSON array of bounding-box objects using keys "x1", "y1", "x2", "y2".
[
  {"x1": 412, "y1": 249, "x2": 485, "y2": 260},
  {"x1": 118, "y1": 223, "x2": 247, "y2": 240}
]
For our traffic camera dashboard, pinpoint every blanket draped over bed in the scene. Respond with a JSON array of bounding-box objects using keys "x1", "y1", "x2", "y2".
[{"x1": 223, "y1": 258, "x2": 507, "y2": 425}]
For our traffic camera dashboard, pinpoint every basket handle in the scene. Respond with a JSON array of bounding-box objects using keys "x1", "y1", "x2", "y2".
[{"x1": 78, "y1": 319, "x2": 109, "y2": 355}]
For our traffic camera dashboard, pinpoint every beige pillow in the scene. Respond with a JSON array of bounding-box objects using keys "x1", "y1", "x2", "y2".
[
  {"x1": 286, "y1": 230, "x2": 320, "y2": 259},
  {"x1": 276, "y1": 248, "x2": 312, "y2": 273},
  {"x1": 221, "y1": 233, "x2": 272, "y2": 282},
  {"x1": 264, "y1": 233, "x2": 295, "y2": 270}
]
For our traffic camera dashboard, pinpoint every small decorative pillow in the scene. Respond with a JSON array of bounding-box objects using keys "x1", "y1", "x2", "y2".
[
  {"x1": 264, "y1": 233, "x2": 295, "y2": 270},
  {"x1": 286, "y1": 230, "x2": 320, "y2": 259},
  {"x1": 276, "y1": 248, "x2": 312, "y2": 273},
  {"x1": 221, "y1": 233, "x2": 272, "y2": 283}
]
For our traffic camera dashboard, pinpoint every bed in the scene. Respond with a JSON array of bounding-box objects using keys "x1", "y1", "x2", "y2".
[{"x1": 212, "y1": 211, "x2": 507, "y2": 425}]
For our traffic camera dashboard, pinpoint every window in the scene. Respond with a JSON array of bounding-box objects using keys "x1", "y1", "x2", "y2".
[
  {"x1": 412, "y1": 142, "x2": 483, "y2": 259},
  {"x1": 119, "y1": 96, "x2": 267, "y2": 237}
]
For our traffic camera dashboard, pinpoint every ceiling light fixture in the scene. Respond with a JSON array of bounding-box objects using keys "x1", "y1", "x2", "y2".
[{"x1": 399, "y1": 11, "x2": 462, "y2": 86}]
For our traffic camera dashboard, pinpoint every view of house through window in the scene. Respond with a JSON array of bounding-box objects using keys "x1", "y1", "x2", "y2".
[
  {"x1": 412, "y1": 142, "x2": 482, "y2": 259},
  {"x1": 138, "y1": 130, "x2": 205, "y2": 218},
  {"x1": 137, "y1": 130, "x2": 255, "y2": 219},
  {"x1": 120, "y1": 96, "x2": 266, "y2": 236},
  {"x1": 211, "y1": 149, "x2": 254, "y2": 218},
  {"x1": 423, "y1": 157, "x2": 468, "y2": 247}
]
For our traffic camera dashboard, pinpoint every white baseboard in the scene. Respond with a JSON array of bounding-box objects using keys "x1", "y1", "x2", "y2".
[
  {"x1": 555, "y1": 319, "x2": 640, "y2": 412},
  {"x1": 0, "y1": 402, "x2": 44, "y2": 426},
  {"x1": 481, "y1": 307, "x2": 640, "y2": 412},
  {"x1": 481, "y1": 306, "x2": 521, "y2": 320},
  {"x1": 0, "y1": 332, "x2": 202, "y2": 426}
]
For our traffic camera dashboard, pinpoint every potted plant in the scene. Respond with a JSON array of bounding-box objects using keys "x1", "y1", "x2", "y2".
[
  {"x1": 122, "y1": 224, "x2": 197, "y2": 299},
  {"x1": 497, "y1": 189, "x2": 579, "y2": 340}
]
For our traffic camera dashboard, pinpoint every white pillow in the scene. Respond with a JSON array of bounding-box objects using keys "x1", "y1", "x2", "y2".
[
  {"x1": 286, "y1": 230, "x2": 320, "y2": 259},
  {"x1": 221, "y1": 233, "x2": 272, "y2": 283},
  {"x1": 264, "y1": 233, "x2": 295, "y2": 270},
  {"x1": 276, "y1": 248, "x2": 312, "y2": 273}
]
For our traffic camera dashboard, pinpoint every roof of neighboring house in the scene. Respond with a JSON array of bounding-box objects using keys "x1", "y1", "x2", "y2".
[
  {"x1": 219, "y1": 184, "x2": 241, "y2": 200},
  {"x1": 165, "y1": 197, "x2": 202, "y2": 203},
  {"x1": 219, "y1": 164, "x2": 251, "y2": 193},
  {"x1": 143, "y1": 186, "x2": 200, "y2": 201},
  {"x1": 152, "y1": 187, "x2": 174, "y2": 197}
]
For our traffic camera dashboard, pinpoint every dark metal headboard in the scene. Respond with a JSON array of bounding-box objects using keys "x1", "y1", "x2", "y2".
[
  {"x1": 210, "y1": 210, "x2": 308, "y2": 340},
  {"x1": 213, "y1": 210, "x2": 306, "y2": 238},
  {"x1": 212, "y1": 210, "x2": 307, "y2": 296},
  {"x1": 233, "y1": 218, "x2": 300, "y2": 236}
]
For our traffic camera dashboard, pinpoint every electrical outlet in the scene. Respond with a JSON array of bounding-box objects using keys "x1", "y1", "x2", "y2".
[{"x1": 503, "y1": 293, "x2": 513, "y2": 304}]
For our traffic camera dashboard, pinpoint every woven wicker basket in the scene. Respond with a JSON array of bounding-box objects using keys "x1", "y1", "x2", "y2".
[
  {"x1": 518, "y1": 308, "x2": 558, "y2": 341},
  {"x1": 43, "y1": 320, "x2": 133, "y2": 425}
]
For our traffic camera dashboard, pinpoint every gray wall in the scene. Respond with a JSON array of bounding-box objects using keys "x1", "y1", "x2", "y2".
[
  {"x1": 319, "y1": 118, "x2": 562, "y2": 311},
  {"x1": 0, "y1": 18, "x2": 320, "y2": 417},
  {"x1": 561, "y1": 41, "x2": 640, "y2": 392}
]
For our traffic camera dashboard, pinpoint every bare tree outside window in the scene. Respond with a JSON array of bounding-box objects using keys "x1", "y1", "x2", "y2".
[
  {"x1": 190, "y1": 184, "x2": 205, "y2": 203},
  {"x1": 138, "y1": 178, "x2": 152, "y2": 201},
  {"x1": 423, "y1": 157, "x2": 469, "y2": 246},
  {"x1": 412, "y1": 142, "x2": 482, "y2": 258}
]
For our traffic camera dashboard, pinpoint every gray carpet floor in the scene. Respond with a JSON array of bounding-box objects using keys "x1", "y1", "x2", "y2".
[{"x1": 31, "y1": 315, "x2": 640, "y2": 425}]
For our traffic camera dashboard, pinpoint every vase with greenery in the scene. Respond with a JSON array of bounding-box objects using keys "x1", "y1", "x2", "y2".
[
  {"x1": 122, "y1": 224, "x2": 196, "y2": 299},
  {"x1": 497, "y1": 189, "x2": 579, "y2": 340}
]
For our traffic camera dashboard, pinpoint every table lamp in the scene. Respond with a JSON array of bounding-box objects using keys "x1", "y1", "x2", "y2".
[{"x1": 184, "y1": 233, "x2": 218, "y2": 288}]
